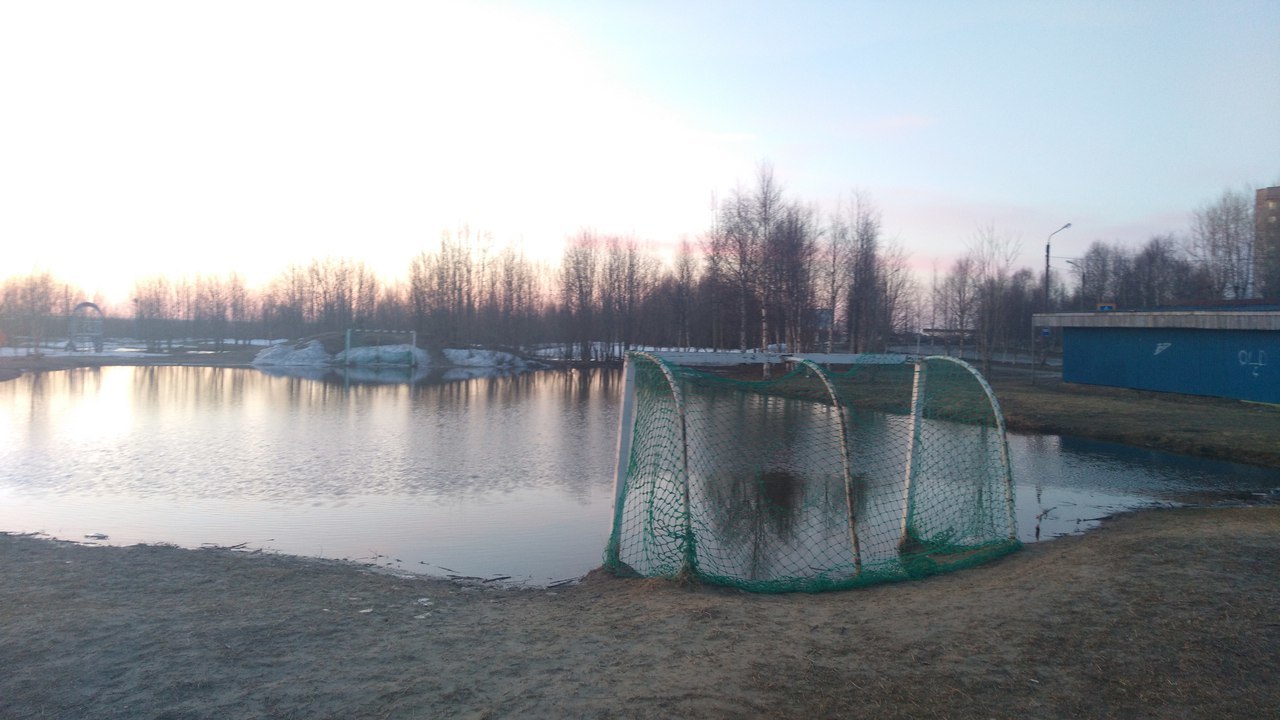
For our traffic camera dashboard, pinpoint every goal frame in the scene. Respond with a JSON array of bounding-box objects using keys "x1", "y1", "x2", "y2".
[{"x1": 609, "y1": 350, "x2": 1017, "y2": 586}]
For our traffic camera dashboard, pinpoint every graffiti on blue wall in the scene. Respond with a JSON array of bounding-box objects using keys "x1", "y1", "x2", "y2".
[{"x1": 1239, "y1": 350, "x2": 1268, "y2": 378}]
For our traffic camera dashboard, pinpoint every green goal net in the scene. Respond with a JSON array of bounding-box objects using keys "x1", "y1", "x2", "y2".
[{"x1": 604, "y1": 352, "x2": 1019, "y2": 593}]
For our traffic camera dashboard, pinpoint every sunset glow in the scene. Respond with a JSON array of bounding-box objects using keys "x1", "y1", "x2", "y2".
[{"x1": 2, "y1": 1, "x2": 1277, "y2": 308}]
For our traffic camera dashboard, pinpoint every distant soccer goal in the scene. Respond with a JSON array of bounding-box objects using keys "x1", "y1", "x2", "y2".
[
  {"x1": 66, "y1": 301, "x2": 105, "y2": 353},
  {"x1": 342, "y1": 328, "x2": 420, "y2": 367},
  {"x1": 604, "y1": 351, "x2": 1019, "y2": 593}
]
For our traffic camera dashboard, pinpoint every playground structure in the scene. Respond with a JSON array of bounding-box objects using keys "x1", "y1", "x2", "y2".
[{"x1": 605, "y1": 351, "x2": 1019, "y2": 593}]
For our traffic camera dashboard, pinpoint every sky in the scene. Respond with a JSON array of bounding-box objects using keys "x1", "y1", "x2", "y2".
[{"x1": 2, "y1": 0, "x2": 1278, "y2": 307}]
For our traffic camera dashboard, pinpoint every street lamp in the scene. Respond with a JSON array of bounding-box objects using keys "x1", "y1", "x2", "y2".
[
  {"x1": 1033, "y1": 222, "x2": 1072, "y2": 381},
  {"x1": 1043, "y1": 223, "x2": 1072, "y2": 315}
]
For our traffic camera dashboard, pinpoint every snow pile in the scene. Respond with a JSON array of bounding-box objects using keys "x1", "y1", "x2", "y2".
[
  {"x1": 442, "y1": 348, "x2": 526, "y2": 369},
  {"x1": 254, "y1": 342, "x2": 535, "y2": 378},
  {"x1": 252, "y1": 340, "x2": 334, "y2": 366},
  {"x1": 254, "y1": 341, "x2": 430, "y2": 367},
  {"x1": 336, "y1": 344, "x2": 431, "y2": 367}
]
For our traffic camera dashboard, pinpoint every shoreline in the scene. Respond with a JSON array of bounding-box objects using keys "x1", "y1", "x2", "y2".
[{"x1": 0, "y1": 347, "x2": 259, "y2": 382}]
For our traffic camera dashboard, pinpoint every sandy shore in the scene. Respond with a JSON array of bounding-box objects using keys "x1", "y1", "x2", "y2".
[{"x1": 3, "y1": 506, "x2": 1279, "y2": 718}]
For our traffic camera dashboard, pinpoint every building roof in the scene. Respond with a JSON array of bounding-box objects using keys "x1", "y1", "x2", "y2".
[{"x1": 1034, "y1": 310, "x2": 1280, "y2": 331}]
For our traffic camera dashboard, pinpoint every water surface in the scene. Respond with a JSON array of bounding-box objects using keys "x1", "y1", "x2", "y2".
[
  {"x1": 1, "y1": 366, "x2": 1276, "y2": 583},
  {"x1": 1, "y1": 366, "x2": 619, "y2": 583}
]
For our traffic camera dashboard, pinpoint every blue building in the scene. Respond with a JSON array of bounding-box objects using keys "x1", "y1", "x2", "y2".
[{"x1": 1033, "y1": 309, "x2": 1280, "y2": 404}]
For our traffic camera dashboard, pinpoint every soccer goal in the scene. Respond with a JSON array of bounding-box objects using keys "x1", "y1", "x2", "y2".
[{"x1": 604, "y1": 351, "x2": 1019, "y2": 593}]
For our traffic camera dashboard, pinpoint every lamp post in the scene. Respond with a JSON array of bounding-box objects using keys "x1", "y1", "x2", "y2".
[
  {"x1": 1043, "y1": 223, "x2": 1072, "y2": 316},
  {"x1": 1033, "y1": 223, "x2": 1072, "y2": 381}
]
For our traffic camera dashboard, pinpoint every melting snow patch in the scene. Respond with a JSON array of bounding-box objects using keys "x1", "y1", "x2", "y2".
[
  {"x1": 254, "y1": 342, "x2": 530, "y2": 373},
  {"x1": 252, "y1": 340, "x2": 333, "y2": 366},
  {"x1": 336, "y1": 344, "x2": 430, "y2": 367}
]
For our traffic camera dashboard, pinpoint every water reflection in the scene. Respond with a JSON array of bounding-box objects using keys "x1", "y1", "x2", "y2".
[
  {"x1": 691, "y1": 395, "x2": 851, "y2": 583},
  {"x1": 1009, "y1": 432, "x2": 1280, "y2": 540},
  {"x1": 2, "y1": 366, "x2": 1278, "y2": 583},
  {"x1": 0, "y1": 366, "x2": 622, "y2": 582}
]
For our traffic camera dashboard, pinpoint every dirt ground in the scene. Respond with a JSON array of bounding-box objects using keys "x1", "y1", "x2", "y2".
[
  {"x1": 2, "y1": 506, "x2": 1278, "y2": 719},
  {"x1": 3, "y1": 352, "x2": 1280, "y2": 717}
]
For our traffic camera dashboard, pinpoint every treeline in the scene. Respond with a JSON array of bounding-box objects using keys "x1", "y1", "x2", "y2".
[{"x1": 2, "y1": 176, "x2": 1273, "y2": 365}]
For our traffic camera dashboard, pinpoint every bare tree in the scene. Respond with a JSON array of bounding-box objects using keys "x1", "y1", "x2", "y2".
[
  {"x1": 560, "y1": 231, "x2": 600, "y2": 361},
  {"x1": 769, "y1": 203, "x2": 817, "y2": 354},
  {"x1": 751, "y1": 165, "x2": 785, "y2": 366},
  {"x1": 599, "y1": 237, "x2": 624, "y2": 358},
  {"x1": 172, "y1": 276, "x2": 194, "y2": 339},
  {"x1": 611, "y1": 238, "x2": 657, "y2": 356},
  {"x1": 821, "y1": 203, "x2": 855, "y2": 352},
  {"x1": 845, "y1": 192, "x2": 884, "y2": 353},
  {"x1": 262, "y1": 264, "x2": 310, "y2": 339},
  {"x1": 1131, "y1": 234, "x2": 1193, "y2": 307},
  {"x1": 408, "y1": 250, "x2": 436, "y2": 337},
  {"x1": 194, "y1": 274, "x2": 229, "y2": 349},
  {"x1": 713, "y1": 186, "x2": 758, "y2": 352},
  {"x1": 1, "y1": 272, "x2": 62, "y2": 350},
  {"x1": 1078, "y1": 241, "x2": 1129, "y2": 310},
  {"x1": 132, "y1": 275, "x2": 174, "y2": 350},
  {"x1": 1188, "y1": 187, "x2": 1256, "y2": 299},
  {"x1": 673, "y1": 239, "x2": 699, "y2": 349},
  {"x1": 1075, "y1": 236, "x2": 1211, "y2": 310},
  {"x1": 226, "y1": 272, "x2": 255, "y2": 345},
  {"x1": 699, "y1": 230, "x2": 730, "y2": 350},
  {"x1": 436, "y1": 228, "x2": 477, "y2": 344},
  {"x1": 879, "y1": 240, "x2": 917, "y2": 341},
  {"x1": 967, "y1": 225, "x2": 1021, "y2": 375},
  {"x1": 942, "y1": 256, "x2": 975, "y2": 356},
  {"x1": 494, "y1": 246, "x2": 539, "y2": 349}
]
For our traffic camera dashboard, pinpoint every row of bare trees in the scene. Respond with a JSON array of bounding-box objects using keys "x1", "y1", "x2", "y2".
[
  {"x1": 700, "y1": 167, "x2": 916, "y2": 364},
  {"x1": 0, "y1": 272, "x2": 80, "y2": 346},
  {"x1": 1066, "y1": 235, "x2": 1215, "y2": 311},
  {"x1": 2, "y1": 179, "x2": 1273, "y2": 361},
  {"x1": 554, "y1": 167, "x2": 918, "y2": 361}
]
